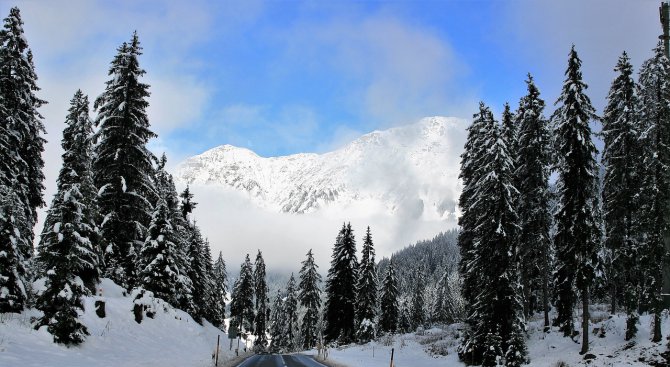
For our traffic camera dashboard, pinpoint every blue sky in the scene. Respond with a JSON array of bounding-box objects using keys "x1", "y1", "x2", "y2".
[{"x1": 7, "y1": 0, "x2": 660, "y2": 164}]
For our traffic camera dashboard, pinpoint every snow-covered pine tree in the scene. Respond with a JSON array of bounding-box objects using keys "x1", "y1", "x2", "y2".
[
  {"x1": 0, "y1": 7, "x2": 46, "y2": 265},
  {"x1": 230, "y1": 254, "x2": 255, "y2": 333},
  {"x1": 253, "y1": 250, "x2": 269, "y2": 351},
  {"x1": 284, "y1": 274, "x2": 299, "y2": 352},
  {"x1": 153, "y1": 154, "x2": 194, "y2": 313},
  {"x1": 515, "y1": 74, "x2": 552, "y2": 330},
  {"x1": 0, "y1": 188, "x2": 28, "y2": 312},
  {"x1": 137, "y1": 198, "x2": 187, "y2": 306},
  {"x1": 269, "y1": 289, "x2": 285, "y2": 353},
  {"x1": 355, "y1": 226, "x2": 378, "y2": 343},
  {"x1": 324, "y1": 223, "x2": 358, "y2": 344},
  {"x1": 457, "y1": 102, "x2": 492, "y2": 309},
  {"x1": 636, "y1": 43, "x2": 670, "y2": 343},
  {"x1": 601, "y1": 52, "x2": 641, "y2": 339},
  {"x1": 34, "y1": 91, "x2": 104, "y2": 345},
  {"x1": 93, "y1": 32, "x2": 156, "y2": 289},
  {"x1": 179, "y1": 185, "x2": 197, "y2": 221},
  {"x1": 211, "y1": 251, "x2": 228, "y2": 330},
  {"x1": 410, "y1": 267, "x2": 426, "y2": 330},
  {"x1": 298, "y1": 249, "x2": 322, "y2": 349},
  {"x1": 458, "y1": 104, "x2": 526, "y2": 366},
  {"x1": 379, "y1": 258, "x2": 399, "y2": 333},
  {"x1": 552, "y1": 46, "x2": 601, "y2": 353}
]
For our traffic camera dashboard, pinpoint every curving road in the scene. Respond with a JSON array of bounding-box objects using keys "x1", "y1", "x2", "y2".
[{"x1": 236, "y1": 354, "x2": 329, "y2": 367}]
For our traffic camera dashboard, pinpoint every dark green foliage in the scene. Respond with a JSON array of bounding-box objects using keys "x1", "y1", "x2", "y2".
[
  {"x1": 230, "y1": 254, "x2": 255, "y2": 332},
  {"x1": 0, "y1": 7, "x2": 46, "y2": 260},
  {"x1": 515, "y1": 74, "x2": 552, "y2": 328},
  {"x1": 34, "y1": 91, "x2": 101, "y2": 345},
  {"x1": 253, "y1": 251, "x2": 269, "y2": 351},
  {"x1": 410, "y1": 268, "x2": 426, "y2": 330},
  {"x1": 211, "y1": 251, "x2": 228, "y2": 330},
  {"x1": 458, "y1": 104, "x2": 526, "y2": 366},
  {"x1": 179, "y1": 185, "x2": 196, "y2": 220},
  {"x1": 636, "y1": 43, "x2": 670, "y2": 343},
  {"x1": 299, "y1": 249, "x2": 322, "y2": 349},
  {"x1": 324, "y1": 223, "x2": 358, "y2": 344},
  {"x1": 284, "y1": 274, "x2": 299, "y2": 352},
  {"x1": 379, "y1": 259, "x2": 399, "y2": 333},
  {"x1": 552, "y1": 46, "x2": 601, "y2": 353},
  {"x1": 93, "y1": 32, "x2": 156, "y2": 289},
  {"x1": 355, "y1": 227, "x2": 377, "y2": 342},
  {"x1": 269, "y1": 289, "x2": 285, "y2": 353},
  {"x1": 601, "y1": 52, "x2": 641, "y2": 338}
]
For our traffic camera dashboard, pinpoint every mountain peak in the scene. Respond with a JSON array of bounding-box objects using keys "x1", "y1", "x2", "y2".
[{"x1": 173, "y1": 116, "x2": 466, "y2": 217}]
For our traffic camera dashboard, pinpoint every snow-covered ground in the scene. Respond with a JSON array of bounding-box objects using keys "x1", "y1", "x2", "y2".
[
  {"x1": 0, "y1": 278, "x2": 239, "y2": 367},
  {"x1": 319, "y1": 308, "x2": 670, "y2": 367}
]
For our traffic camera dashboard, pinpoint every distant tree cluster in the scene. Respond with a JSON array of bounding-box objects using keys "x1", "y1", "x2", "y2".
[
  {"x1": 457, "y1": 43, "x2": 670, "y2": 366},
  {"x1": 0, "y1": 8, "x2": 228, "y2": 346}
]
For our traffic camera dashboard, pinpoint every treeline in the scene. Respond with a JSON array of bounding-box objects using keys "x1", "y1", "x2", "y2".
[
  {"x1": 0, "y1": 8, "x2": 228, "y2": 345},
  {"x1": 458, "y1": 43, "x2": 670, "y2": 366}
]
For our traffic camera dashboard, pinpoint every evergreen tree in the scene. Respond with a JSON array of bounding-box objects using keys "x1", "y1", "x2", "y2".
[
  {"x1": 0, "y1": 188, "x2": 27, "y2": 312},
  {"x1": 284, "y1": 274, "x2": 299, "y2": 352},
  {"x1": 552, "y1": 46, "x2": 601, "y2": 354},
  {"x1": 230, "y1": 254, "x2": 255, "y2": 332},
  {"x1": 137, "y1": 199, "x2": 190, "y2": 306},
  {"x1": 602, "y1": 52, "x2": 641, "y2": 339},
  {"x1": 179, "y1": 185, "x2": 197, "y2": 221},
  {"x1": 269, "y1": 289, "x2": 285, "y2": 353},
  {"x1": 324, "y1": 223, "x2": 358, "y2": 344},
  {"x1": 93, "y1": 32, "x2": 156, "y2": 289},
  {"x1": 515, "y1": 74, "x2": 552, "y2": 330},
  {"x1": 410, "y1": 269, "x2": 426, "y2": 330},
  {"x1": 457, "y1": 102, "x2": 492, "y2": 309},
  {"x1": 458, "y1": 105, "x2": 526, "y2": 366},
  {"x1": 185, "y1": 224, "x2": 208, "y2": 322},
  {"x1": 253, "y1": 250, "x2": 269, "y2": 351},
  {"x1": 355, "y1": 226, "x2": 378, "y2": 342},
  {"x1": 298, "y1": 249, "x2": 322, "y2": 349},
  {"x1": 379, "y1": 259, "x2": 399, "y2": 333},
  {"x1": 0, "y1": 7, "x2": 46, "y2": 262},
  {"x1": 211, "y1": 251, "x2": 228, "y2": 330},
  {"x1": 34, "y1": 91, "x2": 102, "y2": 345},
  {"x1": 637, "y1": 43, "x2": 670, "y2": 343}
]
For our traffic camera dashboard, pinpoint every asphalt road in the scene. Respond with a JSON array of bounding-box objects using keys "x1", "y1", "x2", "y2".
[{"x1": 236, "y1": 354, "x2": 329, "y2": 367}]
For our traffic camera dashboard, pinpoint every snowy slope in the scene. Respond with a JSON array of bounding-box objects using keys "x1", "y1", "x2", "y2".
[
  {"x1": 174, "y1": 117, "x2": 466, "y2": 221},
  {"x1": 0, "y1": 279, "x2": 242, "y2": 367}
]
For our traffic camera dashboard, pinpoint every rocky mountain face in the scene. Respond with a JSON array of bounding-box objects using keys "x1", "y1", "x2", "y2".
[{"x1": 174, "y1": 116, "x2": 466, "y2": 221}]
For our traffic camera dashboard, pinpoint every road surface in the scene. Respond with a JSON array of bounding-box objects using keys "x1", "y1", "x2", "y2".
[{"x1": 236, "y1": 354, "x2": 329, "y2": 367}]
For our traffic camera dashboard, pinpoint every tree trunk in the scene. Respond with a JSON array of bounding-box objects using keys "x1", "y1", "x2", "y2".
[
  {"x1": 543, "y1": 274, "x2": 550, "y2": 332},
  {"x1": 610, "y1": 283, "x2": 616, "y2": 315},
  {"x1": 580, "y1": 288, "x2": 589, "y2": 355},
  {"x1": 653, "y1": 311, "x2": 662, "y2": 343}
]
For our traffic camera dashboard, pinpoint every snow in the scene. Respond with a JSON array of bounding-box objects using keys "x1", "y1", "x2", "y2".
[
  {"x1": 0, "y1": 278, "x2": 236, "y2": 367},
  {"x1": 320, "y1": 309, "x2": 670, "y2": 367}
]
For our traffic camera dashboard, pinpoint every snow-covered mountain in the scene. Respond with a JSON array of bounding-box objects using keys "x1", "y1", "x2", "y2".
[{"x1": 174, "y1": 116, "x2": 467, "y2": 221}]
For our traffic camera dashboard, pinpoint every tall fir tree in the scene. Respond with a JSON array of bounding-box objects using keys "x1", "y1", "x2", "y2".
[
  {"x1": 379, "y1": 258, "x2": 399, "y2": 334},
  {"x1": 93, "y1": 32, "x2": 156, "y2": 289},
  {"x1": 552, "y1": 46, "x2": 601, "y2": 354},
  {"x1": 211, "y1": 251, "x2": 228, "y2": 330},
  {"x1": 269, "y1": 289, "x2": 285, "y2": 353},
  {"x1": 230, "y1": 254, "x2": 255, "y2": 332},
  {"x1": 410, "y1": 268, "x2": 426, "y2": 330},
  {"x1": 601, "y1": 52, "x2": 641, "y2": 339},
  {"x1": 283, "y1": 274, "x2": 299, "y2": 352},
  {"x1": 458, "y1": 104, "x2": 527, "y2": 366},
  {"x1": 324, "y1": 223, "x2": 358, "y2": 344},
  {"x1": 0, "y1": 7, "x2": 46, "y2": 258},
  {"x1": 637, "y1": 43, "x2": 670, "y2": 343},
  {"x1": 298, "y1": 249, "x2": 322, "y2": 349},
  {"x1": 355, "y1": 226, "x2": 378, "y2": 342},
  {"x1": 33, "y1": 92, "x2": 100, "y2": 345},
  {"x1": 0, "y1": 8, "x2": 46, "y2": 312},
  {"x1": 253, "y1": 251, "x2": 269, "y2": 351},
  {"x1": 457, "y1": 102, "x2": 493, "y2": 309},
  {"x1": 179, "y1": 185, "x2": 197, "y2": 221},
  {"x1": 515, "y1": 74, "x2": 552, "y2": 330}
]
